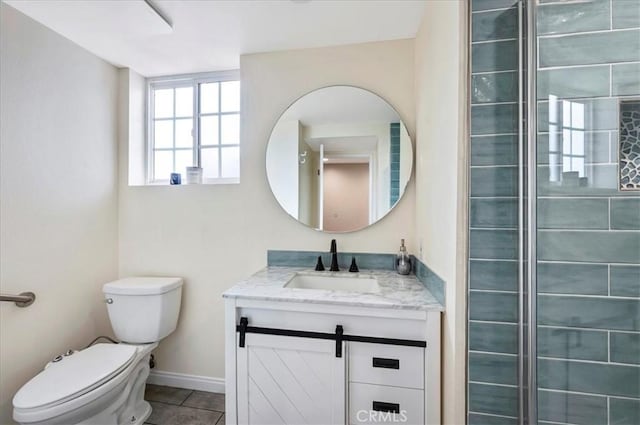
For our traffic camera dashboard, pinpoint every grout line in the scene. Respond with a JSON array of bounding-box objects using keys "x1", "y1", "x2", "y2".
[
  {"x1": 537, "y1": 292, "x2": 639, "y2": 300},
  {"x1": 471, "y1": 6, "x2": 518, "y2": 15},
  {"x1": 610, "y1": 0, "x2": 614, "y2": 31},
  {"x1": 470, "y1": 164, "x2": 519, "y2": 168},
  {"x1": 610, "y1": 64, "x2": 613, "y2": 97},
  {"x1": 608, "y1": 331, "x2": 611, "y2": 363},
  {"x1": 468, "y1": 411, "x2": 519, "y2": 420},
  {"x1": 540, "y1": 387, "x2": 640, "y2": 401},
  {"x1": 538, "y1": 27, "x2": 639, "y2": 40},
  {"x1": 537, "y1": 324, "x2": 640, "y2": 334},
  {"x1": 540, "y1": 60, "x2": 640, "y2": 71},
  {"x1": 472, "y1": 69, "x2": 519, "y2": 76},
  {"x1": 538, "y1": 355, "x2": 638, "y2": 366},
  {"x1": 469, "y1": 350, "x2": 519, "y2": 357},
  {"x1": 537, "y1": 228, "x2": 640, "y2": 232},
  {"x1": 469, "y1": 380, "x2": 518, "y2": 388},
  {"x1": 471, "y1": 101, "x2": 519, "y2": 107},
  {"x1": 607, "y1": 395, "x2": 611, "y2": 425},
  {"x1": 469, "y1": 289, "x2": 519, "y2": 294},
  {"x1": 472, "y1": 37, "x2": 518, "y2": 45},
  {"x1": 469, "y1": 319, "x2": 518, "y2": 326},
  {"x1": 469, "y1": 258, "x2": 519, "y2": 262},
  {"x1": 536, "y1": 259, "x2": 639, "y2": 266},
  {"x1": 469, "y1": 320, "x2": 640, "y2": 334},
  {"x1": 471, "y1": 101, "x2": 519, "y2": 106},
  {"x1": 471, "y1": 132, "x2": 519, "y2": 137}
]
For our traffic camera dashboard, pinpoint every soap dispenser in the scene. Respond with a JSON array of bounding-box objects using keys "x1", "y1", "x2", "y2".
[{"x1": 396, "y1": 239, "x2": 411, "y2": 275}]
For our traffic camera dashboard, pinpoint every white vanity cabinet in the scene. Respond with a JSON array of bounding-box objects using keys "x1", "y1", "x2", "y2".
[
  {"x1": 225, "y1": 298, "x2": 442, "y2": 425},
  {"x1": 236, "y1": 334, "x2": 346, "y2": 424}
]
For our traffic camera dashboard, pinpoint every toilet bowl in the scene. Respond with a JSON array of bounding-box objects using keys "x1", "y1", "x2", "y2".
[{"x1": 13, "y1": 277, "x2": 183, "y2": 425}]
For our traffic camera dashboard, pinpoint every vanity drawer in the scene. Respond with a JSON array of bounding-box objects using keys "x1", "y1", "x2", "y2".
[
  {"x1": 349, "y1": 382, "x2": 424, "y2": 425},
  {"x1": 349, "y1": 342, "x2": 424, "y2": 389}
]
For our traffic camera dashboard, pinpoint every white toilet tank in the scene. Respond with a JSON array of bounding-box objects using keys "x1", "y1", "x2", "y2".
[{"x1": 103, "y1": 277, "x2": 183, "y2": 343}]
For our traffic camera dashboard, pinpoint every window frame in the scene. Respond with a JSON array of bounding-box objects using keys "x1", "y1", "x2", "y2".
[{"x1": 146, "y1": 70, "x2": 240, "y2": 185}]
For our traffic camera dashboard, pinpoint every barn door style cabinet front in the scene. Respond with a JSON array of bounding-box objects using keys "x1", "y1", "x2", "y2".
[{"x1": 225, "y1": 299, "x2": 442, "y2": 425}]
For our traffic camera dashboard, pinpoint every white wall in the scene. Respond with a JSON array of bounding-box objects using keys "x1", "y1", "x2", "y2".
[
  {"x1": 414, "y1": 2, "x2": 468, "y2": 424},
  {"x1": 266, "y1": 120, "x2": 301, "y2": 218},
  {"x1": 0, "y1": 4, "x2": 119, "y2": 423},
  {"x1": 298, "y1": 138, "x2": 318, "y2": 228},
  {"x1": 118, "y1": 39, "x2": 416, "y2": 381}
]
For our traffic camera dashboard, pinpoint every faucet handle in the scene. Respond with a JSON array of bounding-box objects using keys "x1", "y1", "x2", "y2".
[
  {"x1": 349, "y1": 257, "x2": 359, "y2": 273},
  {"x1": 315, "y1": 256, "x2": 325, "y2": 271}
]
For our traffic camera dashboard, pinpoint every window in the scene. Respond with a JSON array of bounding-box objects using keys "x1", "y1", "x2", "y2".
[{"x1": 147, "y1": 71, "x2": 240, "y2": 184}]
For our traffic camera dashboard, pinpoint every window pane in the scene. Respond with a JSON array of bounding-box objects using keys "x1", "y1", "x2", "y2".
[
  {"x1": 175, "y1": 149, "x2": 194, "y2": 177},
  {"x1": 154, "y1": 150, "x2": 173, "y2": 180},
  {"x1": 572, "y1": 102, "x2": 584, "y2": 128},
  {"x1": 221, "y1": 114, "x2": 240, "y2": 144},
  {"x1": 202, "y1": 147, "x2": 220, "y2": 179},
  {"x1": 221, "y1": 146, "x2": 239, "y2": 178},
  {"x1": 154, "y1": 120, "x2": 173, "y2": 148},
  {"x1": 154, "y1": 89, "x2": 173, "y2": 118},
  {"x1": 200, "y1": 82, "x2": 219, "y2": 114},
  {"x1": 200, "y1": 115, "x2": 219, "y2": 146},
  {"x1": 221, "y1": 81, "x2": 240, "y2": 112},
  {"x1": 175, "y1": 118, "x2": 193, "y2": 148},
  {"x1": 175, "y1": 87, "x2": 193, "y2": 117}
]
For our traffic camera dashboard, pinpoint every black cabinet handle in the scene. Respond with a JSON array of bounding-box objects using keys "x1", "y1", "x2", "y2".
[
  {"x1": 372, "y1": 401, "x2": 400, "y2": 413},
  {"x1": 238, "y1": 317, "x2": 248, "y2": 348},
  {"x1": 372, "y1": 357, "x2": 400, "y2": 369},
  {"x1": 335, "y1": 325, "x2": 343, "y2": 358}
]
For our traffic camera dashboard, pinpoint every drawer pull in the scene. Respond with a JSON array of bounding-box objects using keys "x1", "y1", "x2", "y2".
[
  {"x1": 372, "y1": 401, "x2": 400, "y2": 413},
  {"x1": 372, "y1": 357, "x2": 399, "y2": 369}
]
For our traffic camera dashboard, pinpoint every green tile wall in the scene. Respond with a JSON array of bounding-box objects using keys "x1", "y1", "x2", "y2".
[
  {"x1": 389, "y1": 123, "x2": 400, "y2": 207},
  {"x1": 469, "y1": 0, "x2": 640, "y2": 423},
  {"x1": 469, "y1": 3, "x2": 521, "y2": 423}
]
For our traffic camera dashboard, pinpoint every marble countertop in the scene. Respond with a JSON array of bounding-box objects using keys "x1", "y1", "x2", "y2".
[{"x1": 223, "y1": 267, "x2": 444, "y2": 311}]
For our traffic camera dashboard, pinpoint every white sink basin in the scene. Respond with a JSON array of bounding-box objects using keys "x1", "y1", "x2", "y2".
[{"x1": 285, "y1": 273, "x2": 380, "y2": 293}]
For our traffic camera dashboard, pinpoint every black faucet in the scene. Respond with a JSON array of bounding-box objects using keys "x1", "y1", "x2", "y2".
[
  {"x1": 329, "y1": 239, "x2": 340, "y2": 272},
  {"x1": 314, "y1": 255, "x2": 325, "y2": 271}
]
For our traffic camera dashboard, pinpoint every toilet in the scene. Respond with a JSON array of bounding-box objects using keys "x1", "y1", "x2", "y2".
[{"x1": 13, "y1": 277, "x2": 183, "y2": 425}]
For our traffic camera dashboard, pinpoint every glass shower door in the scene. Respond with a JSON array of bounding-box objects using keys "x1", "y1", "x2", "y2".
[{"x1": 534, "y1": 1, "x2": 640, "y2": 424}]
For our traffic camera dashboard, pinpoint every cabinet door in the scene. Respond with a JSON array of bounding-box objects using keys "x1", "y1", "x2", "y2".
[{"x1": 237, "y1": 334, "x2": 346, "y2": 425}]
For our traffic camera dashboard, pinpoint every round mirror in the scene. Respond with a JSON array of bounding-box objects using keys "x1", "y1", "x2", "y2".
[{"x1": 266, "y1": 86, "x2": 413, "y2": 233}]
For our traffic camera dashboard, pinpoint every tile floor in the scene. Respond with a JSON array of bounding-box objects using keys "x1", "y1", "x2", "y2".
[{"x1": 144, "y1": 384, "x2": 225, "y2": 425}]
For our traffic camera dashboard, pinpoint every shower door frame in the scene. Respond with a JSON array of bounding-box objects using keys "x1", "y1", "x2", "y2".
[
  {"x1": 523, "y1": 1, "x2": 538, "y2": 424},
  {"x1": 466, "y1": 0, "x2": 539, "y2": 423}
]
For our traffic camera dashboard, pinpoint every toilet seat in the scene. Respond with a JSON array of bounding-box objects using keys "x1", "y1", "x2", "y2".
[
  {"x1": 13, "y1": 343, "x2": 156, "y2": 424},
  {"x1": 13, "y1": 344, "x2": 137, "y2": 410}
]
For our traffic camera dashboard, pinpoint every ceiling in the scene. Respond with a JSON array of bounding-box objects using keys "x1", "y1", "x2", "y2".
[{"x1": 5, "y1": 0, "x2": 426, "y2": 77}]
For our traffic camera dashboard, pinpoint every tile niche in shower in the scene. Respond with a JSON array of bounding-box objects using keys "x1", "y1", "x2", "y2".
[{"x1": 620, "y1": 99, "x2": 640, "y2": 191}]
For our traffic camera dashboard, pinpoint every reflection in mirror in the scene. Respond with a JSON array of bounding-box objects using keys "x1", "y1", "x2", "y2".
[{"x1": 266, "y1": 86, "x2": 412, "y2": 232}]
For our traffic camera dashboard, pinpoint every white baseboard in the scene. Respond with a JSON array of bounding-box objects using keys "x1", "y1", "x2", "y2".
[{"x1": 147, "y1": 370, "x2": 225, "y2": 394}]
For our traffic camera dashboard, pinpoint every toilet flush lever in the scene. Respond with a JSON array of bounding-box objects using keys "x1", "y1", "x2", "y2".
[{"x1": 104, "y1": 298, "x2": 113, "y2": 304}]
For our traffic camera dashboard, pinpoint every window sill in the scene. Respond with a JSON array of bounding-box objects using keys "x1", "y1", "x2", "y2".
[{"x1": 134, "y1": 178, "x2": 240, "y2": 187}]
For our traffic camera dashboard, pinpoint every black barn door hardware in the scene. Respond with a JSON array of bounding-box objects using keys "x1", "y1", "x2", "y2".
[{"x1": 236, "y1": 317, "x2": 426, "y2": 357}]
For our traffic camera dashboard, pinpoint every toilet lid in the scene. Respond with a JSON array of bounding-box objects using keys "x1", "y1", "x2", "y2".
[{"x1": 13, "y1": 343, "x2": 137, "y2": 410}]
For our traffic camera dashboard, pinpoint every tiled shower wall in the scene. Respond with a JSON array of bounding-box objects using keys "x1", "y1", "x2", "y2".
[
  {"x1": 469, "y1": 0, "x2": 640, "y2": 424},
  {"x1": 390, "y1": 122, "x2": 401, "y2": 206},
  {"x1": 468, "y1": 1, "x2": 521, "y2": 422}
]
